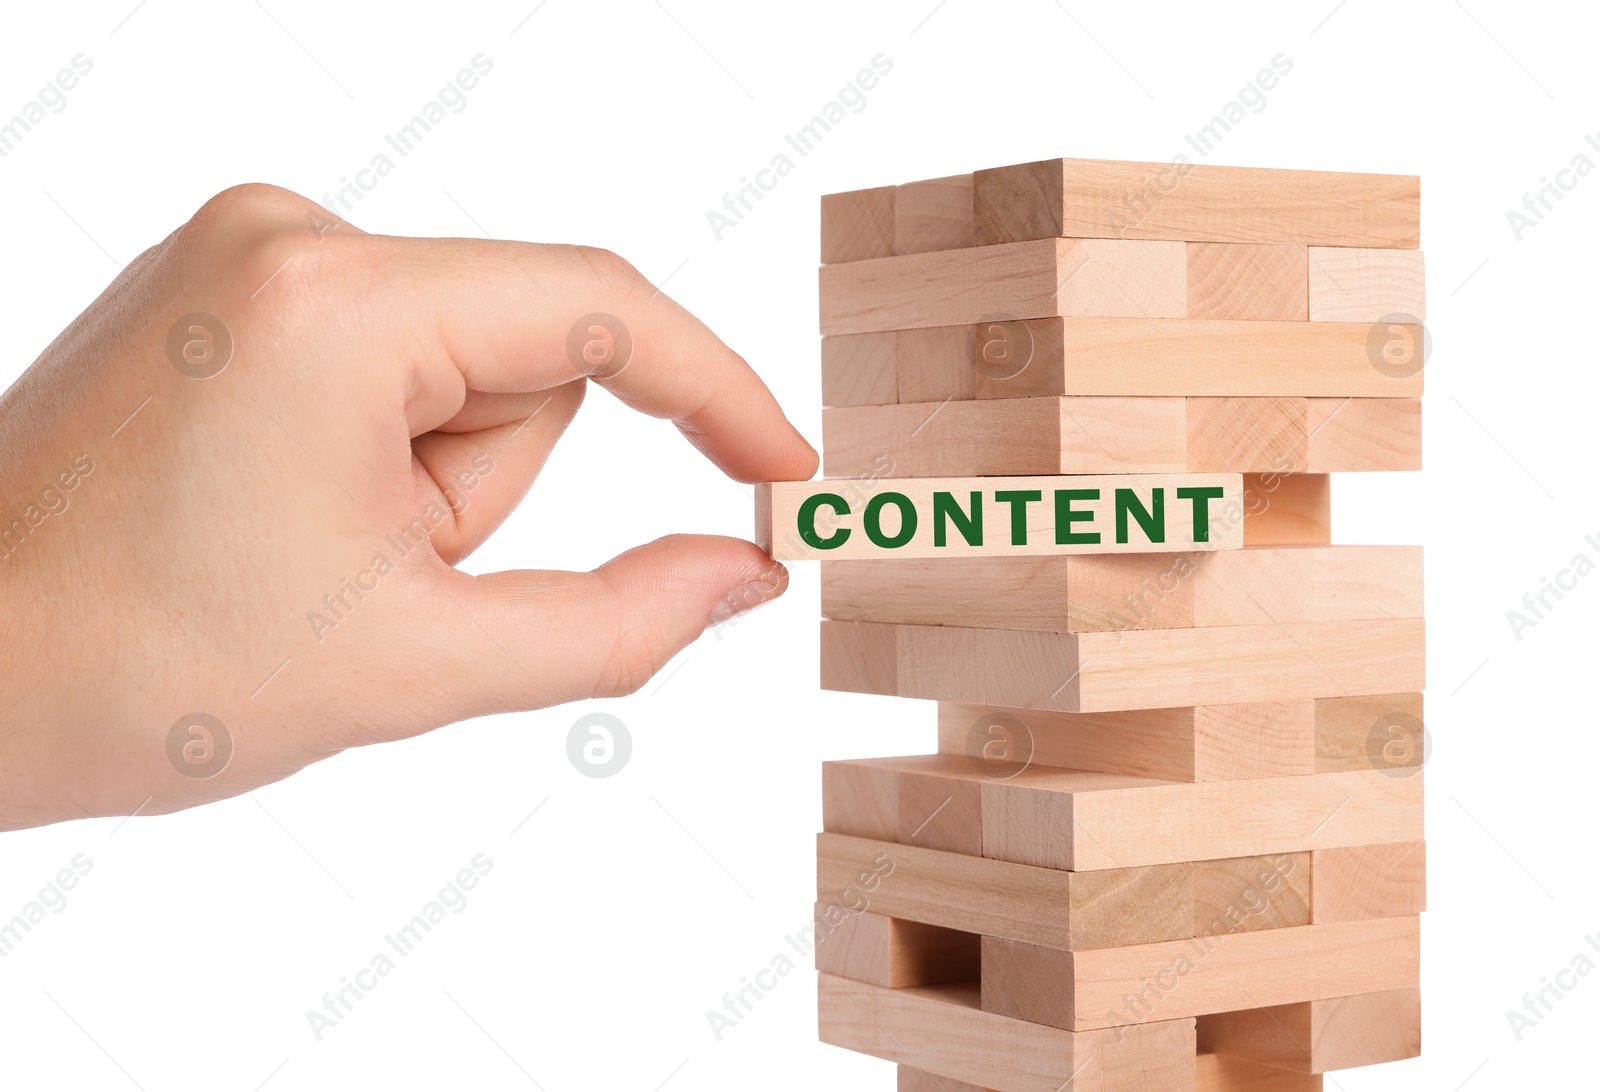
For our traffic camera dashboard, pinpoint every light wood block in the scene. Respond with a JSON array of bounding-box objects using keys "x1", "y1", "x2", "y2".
[
  {"x1": 972, "y1": 158, "x2": 1420, "y2": 248},
  {"x1": 1194, "y1": 855, "x2": 1311, "y2": 935},
  {"x1": 1308, "y1": 248, "x2": 1425, "y2": 323},
  {"x1": 896, "y1": 325, "x2": 977, "y2": 403},
  {"x1": 818, "y1": 620, "x2": 898, "y2": 696},
  {"x1": 813, "y1": 903, "x2": 979, "y2": 988},
  {"x1": 817, "y1": 832, "x2": 1195, "y2": 951},
  {"x1": 1314, "y1": 693, "x2": 1426, "y2": 774},
  {"x1": 981, "y1": 916, "x2": 1421, "y2": 1031},
  {"x1": 1197, "y1": 987, "x2": 1422, "y2": 1073},
  {"x1": 759, "y1": 475, "x2": 1243, "y2": 561},
  {"x1": 821, "y1": 331, "x2": 898, "y2": 407},
  {"x1": 822, "y1": 398, "x2": 1189, "y2": 478},
  {"x1": 821, "y1": 546, "x2": 1421, "y2": 633},
  {"x1": 982, "y1": 766, "x2": 1423, "y2": 871},
  {"x1": 1187, "y1": 244, "x2": 1308, "y2": 321},
  {"x1": 937, "y1": 702, "x2": 1316, "y2": 782},
  {"x1": 898, "y1": 1065, "x2": 991, "y2": 1092},
  {"x1": 1196, "y1": 1053, "x2": 1322, "y2": 1091},
  {"x1": 895, "y1": 174, "x2": 975, "y2": 254},
  {"x1": 1310, "y1": 842, "x2": 1426, "y2": 923},
  {"x1": 822, "y1": 397, "x2": 1419, "y2": 477},
  {"x1": 969, "y1": 318, "x2": 1422, "y2": 400},
  {"x1": 818, "y1": 239, "x2": 1187, "y2": 336},
  {"x1": 1242, "y1": 475, "x2": 1329, "y2": 546},
  {"x1": 1305, "y1": 397, "x2": 1421, "y2": 471},
  {"x1": 821, "y1": 618, "x2": 1425, "y2": 713},
  {"x1": 822, "y1": 758, "x2": 900, "y2": 841},
  {"x1": 821, "y1": 186, "x2": 896, "y2": 263},
  {"x1": 819, "y1": 976, "x2": 1198, "y2": 1092}
]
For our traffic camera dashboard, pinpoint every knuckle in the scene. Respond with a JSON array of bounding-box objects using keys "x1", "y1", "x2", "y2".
[{"x1": 572, "y1": 245, "x2": 646, "y2": 294}]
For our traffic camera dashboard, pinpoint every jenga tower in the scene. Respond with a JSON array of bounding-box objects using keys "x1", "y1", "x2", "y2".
[{"x1": 773, "y1": 158, "x2": 1427, "y2": 1090}]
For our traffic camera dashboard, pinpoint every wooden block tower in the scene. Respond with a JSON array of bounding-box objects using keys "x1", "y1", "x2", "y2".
[{"x1": 777, "y1": 158, "x2": 1427, "y2": 1090}]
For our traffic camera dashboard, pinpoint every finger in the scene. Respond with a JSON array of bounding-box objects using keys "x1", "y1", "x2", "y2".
[
  {"x1": 351, "y1": 237, "x2": 816, "y2": 485},
  {"x1": 419, "y1": 535, "x2": 788, "y2": 719},
  {"x1": 410, "y1": 381, "x2": 585, "y2": 563}
]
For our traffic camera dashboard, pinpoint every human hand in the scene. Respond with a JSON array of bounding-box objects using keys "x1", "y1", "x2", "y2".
[{"x1": 0, "y1": 184, "x2": 816, "y2": 830}]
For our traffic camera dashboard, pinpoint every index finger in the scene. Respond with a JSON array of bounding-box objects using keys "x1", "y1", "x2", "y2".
[{"x1": 363, "y1": 236, "x2": 818, "y2": 485}]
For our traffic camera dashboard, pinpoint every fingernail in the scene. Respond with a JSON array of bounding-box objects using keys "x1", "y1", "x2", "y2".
[{"x1": 709, "y1": 562, "x2": 789, "y2": 625}]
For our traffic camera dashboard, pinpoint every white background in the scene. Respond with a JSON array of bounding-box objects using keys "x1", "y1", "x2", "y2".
[{"x1": 0, "y1": 1, "x2": 1594, "y2": 1089}]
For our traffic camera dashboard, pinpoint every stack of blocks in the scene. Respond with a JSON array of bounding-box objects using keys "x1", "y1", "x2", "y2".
[{"x1": 761, "y1": 157, "x2": 1427, "y2": 1091}]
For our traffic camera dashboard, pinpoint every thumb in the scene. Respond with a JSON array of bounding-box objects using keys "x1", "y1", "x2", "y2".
[{"x1": 421, "y1": 535, "x2": 788, "y2": 720}]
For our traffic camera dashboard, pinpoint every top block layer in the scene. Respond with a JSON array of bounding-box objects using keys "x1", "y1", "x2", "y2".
[{"x1": 974, "y1": 158, "x2": 1420, "y2": 249}]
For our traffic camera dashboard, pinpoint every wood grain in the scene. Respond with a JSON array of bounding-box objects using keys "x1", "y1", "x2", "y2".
[
  {"x1": 980, "y1": 916, "x2": 1421, "y2": 1030},
  {"x1": 813, "y1": 902, "x2": 979, "y2": 988},
  {"x1": 819, "y1": 976, "x2": 1198, "y2": 1092},
  {"x1": 1187, "y1": 243, "x2": 1308, "y2": 320},
  {"x1": 972, "y1": 158, "x2": 1420, "y2": 248},
  {"x1": 1314, "y1": 693, "x2": 1426, "y2": 774},
  {"x1": 1196, "y1": 1053, "x2": 1323, "y2": 1091},
  {"x1": 895, "y1": 174, "x2": 975, "y2": 254},
  {"x1": 1242, "y1": 475, "x2": 1330, "y2": 546},
  {"x1": 821, "y1": 185, "x2": 897, "y2": 263},
  {"x1": 1197, "y1": 987, "x2": 1422, "y2": 1073},
  {"x1": 1308, "y1": 248, "x2": 1425, "y2": 322},
  {"x1": 821, "y1": 330, "x2": 898, "y2": 407},
  {"x1": 818, "y1": 239, "x2": 1186, "y2": 336},
  {"x1": 1310, "y1": 842, "x2": 1427, "y2": 923}
]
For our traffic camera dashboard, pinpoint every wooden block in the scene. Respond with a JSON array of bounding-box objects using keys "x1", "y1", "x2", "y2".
[
  {"x1": 895, "y1": 325, "x2": 977, "y2": 403},
  {"x1": 821, "y1": 331, "x2": 898, "y2": 407},
  {"x1": 822, "y1": 186, "x2": 896, "y2": 263},
  {"x1": 982, "y1": 766, "x2": 1423, "y2": 871},
  {"x1": 818, "y1": 620, "x2": 899, "y2": 695},
  {"x1": 1187, "y1": 244, "x2": 1308, "y2": 321},
  {"x1": 898, "y1": 1065, "x2": 990, "y2": 1092},
  {"x1": 822, "y1": 758, "x2": 900, "y2": 841},
  {"x1": 823, "y1": 619, "x2": 1425, "y2": 713},
  {"x1": 1186, "y1": 398, "x2": 1307, "y2": 473},
  {"x1": 822, "y1": 546, "x2": 1419, "y2": 633},
  {"x1": 970, "y1": 319, "x2": 1422, "y2": 400},
  {"x1": 1308, "y1": 248, "x2": 1425, "y2": 323},
  {"x1": 759, "y1": 474, "x2": 1243, "y2": 561},
  {"x1": 817, "y1": 832, "x2": 1195, "y2": 951},
  {"x1": 972, "y1": 158, "x2": 1420, "y2": 248},
  {"x1": 899, "y1": 762, "x2": 984, "y2": 856},
  {"x1": 895, "y1": 174, "x2": 975, "y2": 254},
  {"x1": 1190, "y1": 545, "x2": 1423, "y2": 628},
  {"x1": 1195, "y1": 1053, "x2": 1322, "y2": 1091},
  {"x1": 1193, "y1": 854, "x2": 1311, "y2": 935},
  {"x1": 1197, "y1": 987, "x2": 1421, "y2": 1073},
  {"x1": 1242, "y1": 475, "x2": 1329, "y2": 546},
  {"x1": 821, "y1": 398, "x2": 1189, "y2": 478},
  {"x1": 936, "y1": 702, "x2": 1319, "y2": 783},
  {"x1": 980, "y1": 916, "x2": 1420, "y2": 1031},
  {"x1": 1310, "y1": 842, "x2": 1426, "y2": 923},
  {"x1": 1305, "y1": 398, "x2": 1421, "y2": 472},
  {"x1": 1314, "y1": 693, "x2": 1426, "y2": 774},
  {"x1": 819, "y1": 976, "x2": 1198, "y2": 1092},
  {"x1": 818, "y1": 239, "x2": 1186, "y2": 336},
  {"x1": 813, "y1": 903, "x2": 978, "y2": 988}
]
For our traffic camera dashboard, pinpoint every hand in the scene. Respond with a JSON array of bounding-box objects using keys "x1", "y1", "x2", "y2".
[{"x1": 0, "y1": 184, "x2": 816, "y2": 831}]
